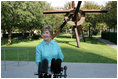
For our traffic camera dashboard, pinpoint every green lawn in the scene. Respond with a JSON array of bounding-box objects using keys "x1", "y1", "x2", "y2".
[{"x1": 1, "y1": 34, "x2": 117, "y2": 63}]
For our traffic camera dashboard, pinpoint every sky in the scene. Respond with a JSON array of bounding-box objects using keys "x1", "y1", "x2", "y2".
[{"x1": 46, "y1": 1, "x2": 108, "y2": 8}]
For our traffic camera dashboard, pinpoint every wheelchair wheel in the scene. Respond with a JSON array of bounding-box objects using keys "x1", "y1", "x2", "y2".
[{"x1": 64, "y1": 66, "x2": 67, "y2": 70}]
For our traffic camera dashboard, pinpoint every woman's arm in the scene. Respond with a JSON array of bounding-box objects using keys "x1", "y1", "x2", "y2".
[
  {"x1": 35, "y1": 46, "x2": 42, "y2": 66},
  {"x1": 58, "y1": 44, "x2": 64, "y2": 61}
]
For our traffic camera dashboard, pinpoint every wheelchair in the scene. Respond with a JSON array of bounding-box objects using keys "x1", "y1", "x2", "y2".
[{"x1": 34, "y1": 58, "x2": 67, "y2": 78}]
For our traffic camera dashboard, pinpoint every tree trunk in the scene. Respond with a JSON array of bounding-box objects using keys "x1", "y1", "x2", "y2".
[
  {"x1": 29, "y1": 30, "x2": 34, "y2": 40},
  {"x1": 7, "y1": 26, "x2": 12, "y2": 44},
  {"x1": 88, "y1": 26, "x2": 91, "y2": 38},
  {"x1": 2, "y1": 23, "x2": 6, "y2": 38},
  {"x1": 3, "y1": 24, "x2": 6, "y2": 35},
  {"x1": 114, "y1": 27, "x2": 115, "y2": 32},
  {"x1": 22, "y1": 30, "x2": 25, "y2": 38},
  {"x1": 3, "y1": 28, "x2": 6, "y2": 35},
  {"x1": 29, "y1": 30, "x2": 32, "y2": 40}
]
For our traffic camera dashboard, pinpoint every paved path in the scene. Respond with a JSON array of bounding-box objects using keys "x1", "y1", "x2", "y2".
[
  {"x1": 93, "y1": 36, "x2": 117, "y2": 50},
  {"x1": 1, "y1": 61, "x2": 117, "y2": 78}
]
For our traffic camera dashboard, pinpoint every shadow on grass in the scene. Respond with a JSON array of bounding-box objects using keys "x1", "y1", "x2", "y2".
[
  {"x1": 56, "y1": 34, "x2": 104, "y2": 45},
  {"x1": 80, "y1": 37, "x2": 105, "y2": 45},
  {"x1": 54, "y1": 39, "x2": 77, "y2": 48},
  {"x1": 1, "y1": 47, "x2": 117, "y2": 63},
  {"x1": 56, "y1": 35, "x2": 72, "y2": 38},
  {"x1": 54, "y1": 37, "x2": 105, "y2": 48},
  {"x1": 1, "y1": 38, "x2": 40, "y2": 46},
  {"x1": 62, "y1": 47, "x2": 117, "y2": 63}
]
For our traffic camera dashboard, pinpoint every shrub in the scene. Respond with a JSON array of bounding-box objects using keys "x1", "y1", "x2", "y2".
[
  {"x1": 92, "y1": 30, "x2": 98, "y2": 35},
  {"x1": 101, "y1": 32, "x2": 117, "y2": 44}
]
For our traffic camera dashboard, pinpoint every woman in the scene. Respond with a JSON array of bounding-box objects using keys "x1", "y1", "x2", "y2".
[{"x1": 35, "y1": 25, "x2": 64, "y2": 73}]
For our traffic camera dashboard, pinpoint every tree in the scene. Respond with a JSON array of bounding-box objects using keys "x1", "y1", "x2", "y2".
[
  {"x1": 103, "y1": 1, "x2": 117, "y2": 32},
  {"x1": 1, "y1": 1, "x2": 53, "y2": 43},
  {"x1": 81, "y1": 1, "x2": 101, "y2": 29},
  {"x1": 1, "y1": 1, "x2": 16, "y2": 44},
  {"x1": 81, "y1": 1, "x2": 101, "y2": 37}
]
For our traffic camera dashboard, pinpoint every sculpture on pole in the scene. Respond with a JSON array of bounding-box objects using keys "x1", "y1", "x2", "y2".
[{"x1": 43, "y1": 1, "x2": 108, "y2": 48}]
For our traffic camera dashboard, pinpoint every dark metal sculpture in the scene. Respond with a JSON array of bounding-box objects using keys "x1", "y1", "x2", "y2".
[{"x1": 43, "y1": 1, "x2": 108, "y2": 48}]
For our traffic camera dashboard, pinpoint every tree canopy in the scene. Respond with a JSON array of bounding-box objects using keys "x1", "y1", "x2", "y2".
[
  {"x1": 1, "y1": 1, "x2": 64, "y2": 43},
  {"x1": 1, "y1": 1, "x2": 117, "y2": 44}
]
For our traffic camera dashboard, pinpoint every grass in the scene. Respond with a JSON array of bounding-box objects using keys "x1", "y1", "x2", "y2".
[{"x1": 1, "y1": 34, "x2": 117, "y2": 63}]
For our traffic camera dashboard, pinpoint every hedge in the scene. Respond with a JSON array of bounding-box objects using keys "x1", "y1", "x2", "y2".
[{"x1": 101, "y1": 32, "x2": 117, "y2": 44}]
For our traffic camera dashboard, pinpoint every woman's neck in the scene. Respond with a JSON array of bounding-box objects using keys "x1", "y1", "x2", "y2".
[{"x1": 45, "y1": 39, "x2": 51, "y2": 43}]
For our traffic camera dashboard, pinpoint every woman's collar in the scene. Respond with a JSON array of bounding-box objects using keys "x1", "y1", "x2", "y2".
[{"x1": 43, "y1": 38, "x2": 53, "y2": 45}]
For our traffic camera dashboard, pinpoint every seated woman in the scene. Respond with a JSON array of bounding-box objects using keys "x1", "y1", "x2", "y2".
[{"x1": 35, "y1": 25, "x2": 64, "y2": 74}]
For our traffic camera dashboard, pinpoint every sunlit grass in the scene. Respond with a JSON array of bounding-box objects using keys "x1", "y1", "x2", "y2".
[{"x1": 1, "y1": 34, "x2": 117, "y2": 63}]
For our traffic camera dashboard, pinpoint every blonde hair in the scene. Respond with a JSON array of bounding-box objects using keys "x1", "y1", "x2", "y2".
[{"x1": 41, "y1": 25, "x2": 53, "y2": 36}]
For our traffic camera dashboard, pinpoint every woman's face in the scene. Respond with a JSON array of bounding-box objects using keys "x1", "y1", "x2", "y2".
[{"x1": 42, "y1": 29, "x2": 51, "y2": 41}]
